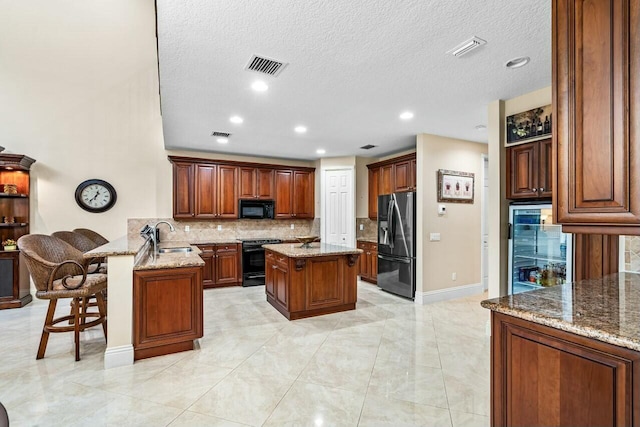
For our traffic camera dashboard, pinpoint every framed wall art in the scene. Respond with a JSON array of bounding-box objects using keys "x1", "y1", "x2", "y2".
[{"x1": 437, "y1": 169, "x2": 474, "y2": 204}]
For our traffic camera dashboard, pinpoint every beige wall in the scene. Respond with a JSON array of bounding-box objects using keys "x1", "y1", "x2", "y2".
[
  {"x1": 487, "y1": 86, "x2": 551, "y2": 297},
  {"x1": 416, "y1": 134, "x2": 487, "y2": 297}
]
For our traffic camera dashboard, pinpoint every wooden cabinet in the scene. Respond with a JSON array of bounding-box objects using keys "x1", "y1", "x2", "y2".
[
  {"x1": 0, "y1": 154, "x2": 35, "y2": 310},
  {"x1": 554, "y1": 0, "x2": 640, "y2": 233},
  {"x1": 506, "y1": 139, "x2": 552, "y2": 200},
  {"x1": 491, "y1": 311, "x2": 640, "y2": 427},
  {"x1": 133, "y1": 266, "x2": 203, "y2": 360},
  {"x1": 357, "y1": 241, "x2": 378, "y2": 284},
  {"x1": 170, "y1": 156, "x2": 314, "y2": 221},
  {"x1": 265, "y1": 249, "x2": 359, "y2": 320},
  {"x1": 274, "y1": 169, "x2": 315, "y2": 219},
  {"x1": 239, "y1": 167, "x2": 274, "y2": 200},
  {"x1": 366, "y1": 153, "x2": 417, "y2": 219},
  {"x1": 196, "y1": 243, "x2": 241, "y2": 288}
]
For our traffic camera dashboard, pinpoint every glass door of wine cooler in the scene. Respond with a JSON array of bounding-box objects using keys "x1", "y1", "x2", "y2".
[{"x1": 508, "y1": 204, "x2": 572, "y2": 294}]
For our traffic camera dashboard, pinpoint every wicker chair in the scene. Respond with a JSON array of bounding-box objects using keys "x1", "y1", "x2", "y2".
[
  {"x1": 72, "y1": 228, "x2": 109, "y2": 247},
  {"x1": 0, "y1": 401, "x2": 7, "y2": 427},
  {"x1": 17, "y1": 234, "x2": 107, "y2": 361},
  {"x1": 52, "y1": 231, "x2": 106, "y2": 273}
]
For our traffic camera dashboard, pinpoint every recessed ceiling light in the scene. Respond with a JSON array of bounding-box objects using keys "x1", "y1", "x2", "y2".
[
  {"x1": 229, "y1": 116, "x2": 244, "y2": 124},
  {"x1": 217, "y1": 137, "x2": 229, "y2": 144},
  {"x1": 294, "y1": 126, "x2": 307, "y2": 134},
  {"x1": 251, "y1": 81, "x2": 269, "y2": 92},
  {"x1": 399, "y1": 111, "x2": 414, "y2": 120},
  {"x1": 505, "y1": 56, "x2": 530, "y2": 69},
  {"x1": 316, "y1": 149, "x2": 326, "y2": 155},
  {"x1": 475, "y1": 124, "x2": 487, "y2": 131}
]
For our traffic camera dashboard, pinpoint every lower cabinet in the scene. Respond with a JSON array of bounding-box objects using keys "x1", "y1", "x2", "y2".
[
  {"x1": 265, "y1": 250, "x2": 289, "y2": 309},
  {"x1": 491, "y1": 312, "x2": 640, "y2": 427},
  {"x1": 0, "y1": 251, "x2": 32, "y2": 309},
  {"x1": 197, "y1": 243, "x2": 241, "y2": 288},
  {"x1": 133, "y1": 266, "x2": 203, "y2": 360},
  {"x1": 357, "y1": 241, "x2": 377, "y2": 284}
]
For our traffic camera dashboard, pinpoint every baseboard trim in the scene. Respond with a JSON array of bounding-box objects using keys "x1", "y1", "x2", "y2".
[
  {"x1": 104, "y1": 344, "x2": 134, "y2": 369},
  {"x1": 417, "y1": 282, "x2": 483, "y2": 304}
]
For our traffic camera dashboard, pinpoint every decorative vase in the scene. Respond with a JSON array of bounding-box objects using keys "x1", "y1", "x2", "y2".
[{"x1": 3, "y1": 245, "x2": 16, "y2": 251}]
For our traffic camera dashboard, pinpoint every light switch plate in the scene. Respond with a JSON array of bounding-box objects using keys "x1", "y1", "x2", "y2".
[
  {"x1": 290, "y1": 224, "x2": 295, "y2": 229},
  {"x1": 184, "y1": 225, "x2": 190, "y2": 232},
  {"x1": 359, "y1": 223, "x2": 364, "y2": 231},
  {"x1": 217, "y1": 225, "x2": 222, "y2": 231},
  {"x1": 430, "y1": 233, "x2": 441, "y2": 241}
]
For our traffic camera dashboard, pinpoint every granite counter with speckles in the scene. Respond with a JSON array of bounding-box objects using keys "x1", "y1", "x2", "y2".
[
  {"x1": 481, "y1": 272, "x2": 640, "y2": 351},
  {"x1": 262, "y1": 242, "x2": 363, "y2": 258}
]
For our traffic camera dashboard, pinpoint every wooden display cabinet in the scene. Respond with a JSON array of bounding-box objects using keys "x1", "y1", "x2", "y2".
[{"x1": 0, "y1": 153, "x2": 35, "y2": 310}]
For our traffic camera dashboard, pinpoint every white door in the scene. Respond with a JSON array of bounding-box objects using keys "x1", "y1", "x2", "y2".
[
  {"x1": 322, "y1": 168, "x2": 354, "y2": 246},
  {"x1": 481, "y1": 156, "x2": 489, "y2": 290}
]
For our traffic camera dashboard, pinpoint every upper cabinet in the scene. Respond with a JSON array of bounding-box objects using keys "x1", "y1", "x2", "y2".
[
  {"x1": 506, "y1": 139, "x2": 552, "y2": 200},
  {"x1": 366, "y1": 152, "x2": 416, "y2": 220},
  {"x1": 553, "y1": 0, "x2": 640, "y2": 233},
  {"x1": 274, "y1": 169, "x2": 315, "y2": 219},
  {"x1": 169, "y1": 156, "x2": 314, "y2": 220},
  {"x1": 239, "y1": 167, "x2": 274, "y2": 200}
]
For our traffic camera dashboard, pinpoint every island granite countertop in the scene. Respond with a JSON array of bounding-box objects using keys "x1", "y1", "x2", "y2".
[
  {"x1": 263, "y1": 242, "x2": 363, "y2": 258},
  {"x1": 481, "y1": 272, "x2": 640, "y2": 352}
]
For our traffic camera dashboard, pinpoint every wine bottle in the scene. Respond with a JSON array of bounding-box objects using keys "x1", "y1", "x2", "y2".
[
  {"x1": 537, "y1": 119, "x2": 543, "y2": 135},
  {"x1": 525, "y1": 121, "x2": 530, "y2": 138},
  {"x1": 543, "y1": 115, "x2": 550, "y2": 133}
]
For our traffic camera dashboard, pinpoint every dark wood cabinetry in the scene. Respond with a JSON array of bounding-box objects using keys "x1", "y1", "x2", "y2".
[
  {"x1": 506, "y1": 139, "x2": 552, "y2": 200},
  {"x1": 169, "y1": 156, "x2": 315, "y2": 221},
  {"x1": 357, "y1": 241, "x2": 377, "y2": 284},
  {"x1": 491, "y1": 311, "x2": 640, "y2": 427},
  {"x1": 196, "y1": 243, "x2": 241, "y2": 288},
  {"x1": 239, "y1": 167, "x2": 274, "y2": 199},
  {"x1": 0, "y1": 153, "x2": 35, "y2": 310},
  {"x1": 133, "y1": 266, "x2": 203, "y2": 360},
  {"x1": 366, "y1": 153, "x2": 416, "y2": 219},
  {"x1": 274, "y1": 169, "x2": 314, "y2": 219},
  {"x1": 553, "y1": 0, "x2": 640, "y2": 233}
]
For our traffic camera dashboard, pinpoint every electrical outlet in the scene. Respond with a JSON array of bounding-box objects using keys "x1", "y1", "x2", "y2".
[
  {"x1": 359, "y1": 223, "x2": 364, "y2": 231},
  {"x1": 184, "y1": 225, "x2": 190, "y2": 232},
  {"x1": 429, "y1": 233, "x2": 441, "y2": 241},
  {"x1": 452, "y1": 272, "x2": 457, "y2": 281},
  {"x1": 290, "y1": 224, "x2": 295, "y2": 230},
  {"x1": 217, "y1": 225, "x2": 222, "y2": 231}
]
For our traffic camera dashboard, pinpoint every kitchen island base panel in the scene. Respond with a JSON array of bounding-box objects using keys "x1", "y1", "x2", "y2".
[
  {"x1": 266, "y1": 295, "x2": 355, "y2": 320},
  {"x1": 134, "y1": 340, "x2": 194, "y2": 361}
]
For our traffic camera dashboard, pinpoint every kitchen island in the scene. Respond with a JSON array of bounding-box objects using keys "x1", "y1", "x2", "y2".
[
  {"x1": 481, "y1": 272, "x2": 640, "y2": 427},
  {"x1": 262, "y1": 242, "x2": 362, "y2": 320}
]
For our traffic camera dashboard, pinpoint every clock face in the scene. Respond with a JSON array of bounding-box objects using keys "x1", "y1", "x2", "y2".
[{"x1": 75, "y1": 179, "x2": 117, "y2": 213}]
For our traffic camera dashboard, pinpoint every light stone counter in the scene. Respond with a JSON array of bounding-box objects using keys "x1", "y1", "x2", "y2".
[
  {"x1": 481, "y1": 272, "x2": 640, "y2": 351},
  {"x1": 263, "y1": 242, "x2": 363, "y2": 258},
  {"x1": 357, "y1": 237, "x2": 377, "y2": 244}
]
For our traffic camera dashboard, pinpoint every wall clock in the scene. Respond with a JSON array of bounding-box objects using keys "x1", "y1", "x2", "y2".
[{"x1": 75, "y1": 179, "x2": 117, "y2": 213}]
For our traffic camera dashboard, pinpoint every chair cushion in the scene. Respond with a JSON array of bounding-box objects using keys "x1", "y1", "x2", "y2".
[{"x1": 36, "y1": 273, "x2": 108, "y2": 299}]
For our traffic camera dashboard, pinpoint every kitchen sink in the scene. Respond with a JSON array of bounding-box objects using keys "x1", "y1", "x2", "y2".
[{"x1": 158, "y1": 246, "x2": 193, "y2": 254}]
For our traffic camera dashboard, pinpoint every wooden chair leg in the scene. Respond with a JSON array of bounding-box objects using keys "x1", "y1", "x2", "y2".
[
  {"x1": 95, "y1": 292, "x2": 107, "y2": 341},
  {"x1": 37, "y1": 299, "x2": 57, "y2": 360},
  {"x1": 73, "y1": 297, "x2": 81, "y2": 361}
]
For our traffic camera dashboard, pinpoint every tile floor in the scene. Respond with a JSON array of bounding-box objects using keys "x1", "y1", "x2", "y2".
[{"x1": 0, "y1": 282, "x2": 490, "y2": 426}]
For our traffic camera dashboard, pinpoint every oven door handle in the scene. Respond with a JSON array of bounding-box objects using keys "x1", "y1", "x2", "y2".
[
  {"x1": 245, "y1": 273, "x2": 266, "y2": 279},
  {"x1": 243, "y1": 248, "x2": 266, "y2": 253}
]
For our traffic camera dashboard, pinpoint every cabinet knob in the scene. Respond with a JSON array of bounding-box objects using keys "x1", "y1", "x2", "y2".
[
  {"x1": 272, "y1": 265, "x2": 276, "y2": 269},
  {"x1": 531, "y1": 188, "x2": 537, "y2": 192},
  {"x1": 539, "y1": 187, "x2": 544, "y2": 192}
]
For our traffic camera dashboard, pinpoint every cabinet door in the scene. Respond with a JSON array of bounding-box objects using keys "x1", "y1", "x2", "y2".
[
  {"x1": 368, "y1": 167, "x2": 380, "y2": 220},
  {"x1": 538, "y1": 139, "x2": 553, "y2": 198},
  {"x1": 370, "y1": 247, "x2": 378, "y2": 282},
  {"x1": 214, "y1": 244, "x2": 239, "y2": 285},
  {"x1": 239, "y1": 167, "x2": 256, "y2": 199},
  {"x1": 217, "y1": 165, "x2": 238, "y2": 218},
  {"x1": 274, "y1": 264, "x2": 288, "y2": 309},
  {"x1": 356, "y1": 242, "x2": 370, "y2": 278},
  {"x1": 292, "y1": 170, "x2": 314, "y2": 218},
  {"x1": 393, "y1": 160, "x2": 412, "y2": 192},
  {"x1": 256, "y1": 168, "x2": 274, "y2": 199},
  {"x1": 265, "y1": 251, "x2": 275, "y2": 298},
  {"x1": 173, "y1": 163, "x2": 195, "y2": 219},
  {"x1": 275, "y1": 169, "x2": 293, "y2": 218},
  {"x1": 194, "y1": 164, "x2": 217, "y2": 218},
  {"x1": 554, "y1": 0, "x2": 640, "y2": 227},
  {"x1": 197, "y1": 246, "x2": 215, "y2": 288},
  {"x1": 506, "y1": 143, "x2": 538, "y2": 199},
  {"x1": 379, "y1": 164, "x2": 394, "y2": 195}
]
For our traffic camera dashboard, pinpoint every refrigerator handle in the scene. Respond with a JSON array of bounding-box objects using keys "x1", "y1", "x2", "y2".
[
  {"x1": 387, "y1": 196, "x2": 395, "y2": 249},
  {"x1": 508, "y1": 223, "x2": 512, "y2": 240}
]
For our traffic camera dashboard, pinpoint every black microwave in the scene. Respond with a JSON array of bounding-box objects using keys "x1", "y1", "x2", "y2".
[{"x1": 239, "y1": 199, "x2": 275, "y2": 219}]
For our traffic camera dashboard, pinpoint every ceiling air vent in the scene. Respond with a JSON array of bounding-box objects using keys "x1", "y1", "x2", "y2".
[
  {"x1": 211, "y1": 131, "x2": 231, "y2": 137},
  {"x1": 446, "y1": 36, "x2": 487, "y2": 57},
  {"x1": 360, "y1": 144, "x2": 377, "y2": 150},
  {"x1": 245, "y1": 54, "x2": 288, "y2": 77}
]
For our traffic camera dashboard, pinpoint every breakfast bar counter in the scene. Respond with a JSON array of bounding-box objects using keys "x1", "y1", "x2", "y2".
[{"x1": 262, "y1": 243, "x2": 362, "y2": 320}]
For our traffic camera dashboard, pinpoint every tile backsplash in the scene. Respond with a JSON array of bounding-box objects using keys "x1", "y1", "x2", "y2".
[
  {"x1": 128, "y1": 218, "x2": 320, "y2": 242},
  {"x1": 625, "y1": 236, "x2": 640, "y2": 273},
  {"x1": 356, "y1": 217, "x2": 377, "y2": 240}
]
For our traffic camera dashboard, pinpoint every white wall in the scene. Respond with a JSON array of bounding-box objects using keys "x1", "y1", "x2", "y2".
[{"x1": 416, "y1": 134, "x2": 487, "y2": 302}]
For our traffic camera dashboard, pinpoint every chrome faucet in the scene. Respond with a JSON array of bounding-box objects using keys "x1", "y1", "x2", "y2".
[{"x1": 150, "y1": 220, "x2": 175, "y2": 254}]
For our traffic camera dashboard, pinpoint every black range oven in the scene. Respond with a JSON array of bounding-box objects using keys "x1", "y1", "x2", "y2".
[{"x1": 240, "y1": 238, "x2": 282, "y2": 287}]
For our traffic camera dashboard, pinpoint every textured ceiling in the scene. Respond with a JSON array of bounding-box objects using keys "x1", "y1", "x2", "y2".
[{"x1": 157, "y1": 0, "x2": 551, "y2": 160}]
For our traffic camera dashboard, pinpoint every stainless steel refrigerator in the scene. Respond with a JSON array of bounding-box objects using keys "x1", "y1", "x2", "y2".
[
  {"x1": 508, "y1": 203, "x2": 573, "y2": 294},
  {"x1": 377, "y1": 192, "x2": 416, "y2": 299}
]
